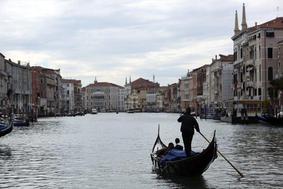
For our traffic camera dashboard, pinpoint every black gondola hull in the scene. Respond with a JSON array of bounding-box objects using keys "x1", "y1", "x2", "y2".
[
  {"x1": 0, "y1": 120, "x2": 13, "y2": 137},
  {"x1": 151, "y1": 132, "x2": 217, "y2": 177}
]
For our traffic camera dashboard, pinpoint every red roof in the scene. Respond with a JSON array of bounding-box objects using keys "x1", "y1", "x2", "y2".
[
  {"x1": 62, "y1": 79, "x2": 81, "y2": 84},
  {"x1": 233, "y1": 17, "x2": 283, "y2": 39},
  {"x1": 219, "y1": 54, "x2": 234, "y2": 62},
  {"x1": 254, "y1": 17, "x2": 283, "y2": 30},
  {"x1": 85, "y1": 82, "x2": 123, "y2": 89},
  {"x1": 131, "y1": 78, "x2": 159, "y2": 89}
]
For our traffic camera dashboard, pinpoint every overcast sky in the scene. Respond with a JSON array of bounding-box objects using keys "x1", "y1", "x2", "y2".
[{"x1": 0, "y1": 0, "x2": 281, "y2": 87}]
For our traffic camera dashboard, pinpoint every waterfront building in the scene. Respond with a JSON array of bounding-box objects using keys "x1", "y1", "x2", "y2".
[
  {"x1": 222, "y1": 58, "x2": 234, "y2": 113},
  {"x1": 81, "y1": 87, "x2": 87, "y2": 111},
  {"x1": 4, "y1": 58, "x2": 32, "y2": 114},
  {"x1": 203, "y1": 66, "x2": 210, "y2": 108},
  {"x1": 85, "y1": 81, "x2": 122, "y2": 112},
  {"x1": 179, "y1": 71, "x2": 190, "y2": 112},
  {"x1": 62, "y1": 79, "x2": 82, "y2": 114},
  {"x1": 163, "y1": 83, "x2": 179, "y2": 112},
  {"x1": 128, "y1": 78, "x2": 160, "y2": 112},
  {"x1": 187, "y1": 65, "x2": 208, "y2": 114},
  {"x1": 32, "y1": 66, "x2": 62, "y2": 116},
  {"x1": 205, "y1": 55, "x2": 233, "y2": 115},
  {"x1": 195, "y1": 65, "x2": 208, "y2": 114},
  {"x1": 118, "y1": 87, "x2": 126, "y2": 112},
  {"x1": 118, "y1": 77, "x2": 132, "y2": 112},
  {"x1": 156, "y1": 86, "x2": 167, "y2": 112},
  {"x1": 278, "y1": 41, "x2": 283, "y2": 110},
  {"x1": 0, "y1": 53, "x2": 8, "y2": 112},
  {"x1": 232, "y1": 4, "x2": 283, "y2": 115}
]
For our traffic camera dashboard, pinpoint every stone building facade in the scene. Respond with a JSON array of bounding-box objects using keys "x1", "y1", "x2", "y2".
[
  {"x1": 62, "y1": 79, "x2": 82, "y2": 113},
  {"x1": 232, "y1": 4, "x2": 283, "y2": 115},
  {"x1": 85, "y1": 81, "x2": 122, "y2": 112},
  {"x1": 32, "y1": 66, "x2": 62, "y2": 116}
]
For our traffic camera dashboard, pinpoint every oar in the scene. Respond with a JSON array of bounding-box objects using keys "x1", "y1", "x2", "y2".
[{"x1": 199, "y1": 132, "x2": 244, "y2": 178}]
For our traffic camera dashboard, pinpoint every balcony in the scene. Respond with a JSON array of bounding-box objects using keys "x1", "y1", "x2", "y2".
[{"x1": 246, "y1": 81, "x2": 254, "y2": 88}]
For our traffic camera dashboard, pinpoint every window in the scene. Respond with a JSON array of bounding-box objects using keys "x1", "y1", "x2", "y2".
[
  {"x1": 254, "y1": 68, "x2": 257, "y2": 82},
  {"x1": 268, "y1": 67, "x2": 273, "y2": 81},
  {"x1": 254, "y1": 46, "x2": 257, "y2": 59},
  {"x1": 259, "y1": 65, "x2": 261, "y2": 81},
  {"x1": 266, "y1": 31, "x2": 274, "y2": 37},
  {"x1": 250, "y1": 46, "x2": 254, "y2": 59},
  {"x1": 240, "y1": 48, "x2": 243, "y2": 58},
  {"x1": 233, "y1": 74, "x2": 237, "y2": 84},
  {"x1": 254, "y1": 88, "x2": 257, "y2": 96},
  {"x1": 268, "y1": 88, "x2": 273, "y2": 98},
  {"x1": 234, "y1": 51, "x2": 237, "y2": 61},
  {"x1": 258, "y1": 88, "x2": 261, "y2": 96},
  {"x1": 268, "y1": 48, "x2": 273, "y2": 58}
]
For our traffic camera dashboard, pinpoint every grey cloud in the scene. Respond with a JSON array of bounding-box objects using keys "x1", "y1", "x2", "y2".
[{"x1": 0, "y1": 0, "x2": 280, "y2": 86}]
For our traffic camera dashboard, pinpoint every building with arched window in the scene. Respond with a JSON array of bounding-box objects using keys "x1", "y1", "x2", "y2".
[{"x1": 232, "y1": 4, "x2": 283, "y2": 115}]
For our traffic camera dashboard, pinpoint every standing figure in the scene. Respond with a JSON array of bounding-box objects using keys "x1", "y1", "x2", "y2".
[{"x1": 177, "y1": 107, "x2": 200, "y2": 156}]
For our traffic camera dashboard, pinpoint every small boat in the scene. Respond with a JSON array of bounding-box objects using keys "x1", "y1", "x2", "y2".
[
  {"x1": 0, "y1": 117, "x2": 13, "y2": 137},
  {"x1": 256, "y1": 114, "x2": 283, "y2": 126},
  {"x1": 91, "y1": 108, "x2": 98, "y2": 114},
  {"x1": 13, "y1": 114, "x2": 30, "y2": 127},
  {"x1": 151, "y1": 128, "x2": 217, "y2": 177}
]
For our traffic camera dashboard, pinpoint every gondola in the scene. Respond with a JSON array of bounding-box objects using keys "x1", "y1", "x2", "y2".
[
  {"x1": 13, "y1": 114, "x2": 29, "y2": 127},
  {"x1": 0, "y1": 118, "x2": 13, "y2": 137},
  {"x1": 151, "y1": 128, "x2": 217, "y2": 177},
  {"x1": 256, "y1": 114, "x2": 283, "y2": 126}
]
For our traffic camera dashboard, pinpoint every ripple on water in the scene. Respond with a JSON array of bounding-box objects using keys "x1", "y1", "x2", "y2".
[{"x1": 0, "y1": 113, "x2": 282, "y2": 189}]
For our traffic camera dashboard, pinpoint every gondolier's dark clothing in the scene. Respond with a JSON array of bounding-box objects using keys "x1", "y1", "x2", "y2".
[{"x1": 178, "y1": 114, "x2": 200, "y2": 156}]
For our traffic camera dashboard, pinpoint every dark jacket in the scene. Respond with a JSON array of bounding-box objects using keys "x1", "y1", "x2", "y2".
[
  {"x1": 178, "y1": 114, "x2": 200, "y2": 134},
  {"x1": 174, "y1": 144, "x2": 183, "y2": 150}
]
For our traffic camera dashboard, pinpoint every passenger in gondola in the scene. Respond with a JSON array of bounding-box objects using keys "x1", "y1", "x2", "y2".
[
  {"x1": 178, "y1": 107, "x2": 200, "y2": 157},
  {"x1": 173, "y1": 138, "x2": 183, "y2": 150},
  {"x1": 156, "y1": 142, "x2": 174, "y2": 157}
]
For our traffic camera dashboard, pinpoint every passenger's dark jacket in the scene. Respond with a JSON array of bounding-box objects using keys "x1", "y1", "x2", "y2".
[{"x1": 177, "y1": 114, "x2": 200, "y2": 134}]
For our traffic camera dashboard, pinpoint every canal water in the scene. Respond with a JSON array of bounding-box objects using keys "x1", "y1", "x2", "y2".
[{"x1": 0, "y1": 113, "x2": 282, "y2": 188}]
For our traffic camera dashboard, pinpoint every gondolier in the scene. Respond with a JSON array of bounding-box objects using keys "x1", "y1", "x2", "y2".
[
  {"x1": 178, "y1": 107, "x2": 200, "y2": 156},
  {"x1": 151, "y1": 126, "x2": 217, "y2": 177}
]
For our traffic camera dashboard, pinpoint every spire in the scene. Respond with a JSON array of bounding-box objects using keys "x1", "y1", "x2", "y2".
[
  {"x1": 234, "y1": 10, "x2": 240, "y2": 35},
  {"x1": 153, "y1": 74, "x2": 155, "y2": 83},
  {"x1": 241, "y1": 3, "x2": 247, "y2": 31},
  {"x1": 129, "y1": 76, "x2": 131, "y2": 84},
  {"x1": 125, "y1": 77, "x2": 128, "y2": 85}
]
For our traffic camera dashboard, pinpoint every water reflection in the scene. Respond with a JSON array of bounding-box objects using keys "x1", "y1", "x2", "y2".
[
  {"x1": 156, "y1": 175, "x2": 211, "y2": 189},
  {"x1": 0, "y1": 145, "x2": 12, "y2": 160}
]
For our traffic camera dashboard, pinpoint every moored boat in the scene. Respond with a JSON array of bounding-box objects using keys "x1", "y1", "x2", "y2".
[
  {"x1": 13, "y1": 114, "x2": 30, "y2": 127},
  {"x1": 91, "y1": 108, "x2": 98, "y2": 114},
  {"x1": 151, "y1": 128, "x2": 217, "y2": 177},
  {"x1": 256, "y1": 114, "x2": 283, "y2": 126},
  {"x1": 0, "y1": 117, "x2": 13, "y2": 137}
]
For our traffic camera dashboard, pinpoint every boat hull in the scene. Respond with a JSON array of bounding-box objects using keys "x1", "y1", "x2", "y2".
[
  {"x1": 0, "y1": 120, "x2": 13, "y2": 137},
  {"x1": 151, "y1": 133, "x2": 217, "y2": 177}
]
